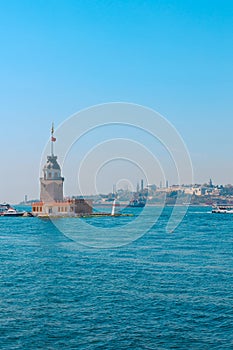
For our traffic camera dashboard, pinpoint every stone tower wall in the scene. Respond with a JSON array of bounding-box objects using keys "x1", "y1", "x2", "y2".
[{"x1": 40, "y1": 178, "x2": 64, "y2": 203}]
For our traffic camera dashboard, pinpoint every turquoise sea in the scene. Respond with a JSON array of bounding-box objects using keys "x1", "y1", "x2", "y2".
[{"x1": 0, "y1": 206, "x2": 232, "y2": 349}]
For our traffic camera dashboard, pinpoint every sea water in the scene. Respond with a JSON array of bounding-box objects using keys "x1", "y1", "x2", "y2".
[{"x1": 0, "y1": 206, "x2": 232, "y2": 349}]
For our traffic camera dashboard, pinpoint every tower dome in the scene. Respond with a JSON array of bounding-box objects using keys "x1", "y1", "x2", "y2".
[{"x1": 43, "y1": 155, "x2": 62, "y2": 180}]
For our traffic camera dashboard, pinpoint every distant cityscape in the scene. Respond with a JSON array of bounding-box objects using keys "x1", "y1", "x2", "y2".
[{"x1": 20, "y1": 179, "x2": 233, "y2": 206}]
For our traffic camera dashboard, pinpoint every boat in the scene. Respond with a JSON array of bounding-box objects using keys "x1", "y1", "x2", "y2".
[
  {"x1": 128, "y1": 199, "x2": 146, "y2": 208},
  {"x1": 0, "y1": 203, "x2": 11, "y2": 215},
  {"x1": 212, "y1": 205, "x2": 233, "y2": 214},
  {"x1": 1, "y1": 206, "x2": 25, "y2": 217}
]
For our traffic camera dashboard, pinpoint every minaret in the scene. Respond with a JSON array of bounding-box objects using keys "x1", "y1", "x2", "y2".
[
  {"x1": 141, "y1": 179, "x2": 144, "y2": 191},
  {"x1": 40, "y1": 124, "x2": 64, "y2": 203}
]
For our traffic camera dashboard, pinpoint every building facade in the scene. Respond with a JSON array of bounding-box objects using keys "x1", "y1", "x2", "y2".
[{"x1": 32, "y1": 198, "x2": 92, "y2": 216}]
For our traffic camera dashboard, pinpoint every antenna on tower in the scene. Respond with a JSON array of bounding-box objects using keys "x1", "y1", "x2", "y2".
[{"x1": 51, "y1": 122, "x2": 56, "y2": 156}]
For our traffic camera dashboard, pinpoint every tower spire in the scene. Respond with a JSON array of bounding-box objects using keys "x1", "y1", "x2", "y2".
[{"x1": 51, "y1": 122, "x2": 56, "y2": 156}]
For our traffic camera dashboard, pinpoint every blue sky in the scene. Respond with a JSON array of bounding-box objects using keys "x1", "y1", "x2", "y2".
[{"x1": 0, "y1": 0, "x2": 232, "y2": 202}]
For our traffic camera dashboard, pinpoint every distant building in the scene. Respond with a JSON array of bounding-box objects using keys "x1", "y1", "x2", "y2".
[
  {"x1": 147, "y1": 184, "x2": 157, "y2": 193},
  {"x1": 32, "y1": 125, "x2": 92, "y2": 217},
  {"x1": 141, "y1": 179, "x2": 144, "y2": 191},
  {"x1": 183, "y1": 187, "x2": 202, "y2": 196}
]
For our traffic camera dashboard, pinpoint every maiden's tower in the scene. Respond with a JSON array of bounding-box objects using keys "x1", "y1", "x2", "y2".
[
  {"x1": 40, "y1": 127, "x2": 64, "y2": 203},
  {"x1": 32, "y1": 124, "x2": 92, "y2": 217}
]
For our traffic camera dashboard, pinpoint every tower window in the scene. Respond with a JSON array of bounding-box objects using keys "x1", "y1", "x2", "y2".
[{"x1": 48, "y1": 172, "x2": 52, "y2": 178}]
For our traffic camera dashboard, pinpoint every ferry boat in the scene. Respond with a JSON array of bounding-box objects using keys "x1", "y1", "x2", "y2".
[{"x1": 212, "y1": 205, "x2": 233, "y2": 214}]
